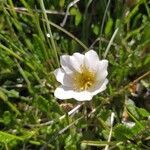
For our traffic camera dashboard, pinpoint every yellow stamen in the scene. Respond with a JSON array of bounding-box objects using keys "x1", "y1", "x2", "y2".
[{"x1": 73, "y1": 66, "x2": 96, "y2": 91}]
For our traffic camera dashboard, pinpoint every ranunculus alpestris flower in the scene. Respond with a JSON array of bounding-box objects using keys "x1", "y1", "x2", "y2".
[{"x1": 54, "y1": 50, "x2": 108, "y2": 101}]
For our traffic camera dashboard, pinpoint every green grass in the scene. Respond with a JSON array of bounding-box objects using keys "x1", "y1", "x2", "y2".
[{"x1": 0, "y1": 0, "x2": 150, "y2": 149}]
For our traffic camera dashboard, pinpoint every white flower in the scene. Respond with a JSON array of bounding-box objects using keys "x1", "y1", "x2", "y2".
[{"x1": 54, "y1": 50, "x2": 108, "y2": 101}]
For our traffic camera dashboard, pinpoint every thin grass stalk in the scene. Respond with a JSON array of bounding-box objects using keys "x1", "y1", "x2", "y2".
[
  {"x1": 0, "y1": 88, "x2": 21, "y2": 115},
  {"x1": 39, "y1": 0, "x2": 59, "y2": 67},
  {"x1": 48, "y1": 20, "x2": 88, "y2": 51},
  {"x1": 144, "y1": 0, "x2": 150, "y2": 18},
  {"x1": 8, "y1": 0, "x2": 18, "y2": 19},
  {"x1": 104, "y1": 112, "x2": 115, "y2": 150},
  {"x1": 103, "y1": 28, "x2": 119, "y2": 58},
  {"x1": 0, "y1": 44, "x2": 23, "y2": 61},
  {"x1": 33, "y1": 14, "x2": 51, "y2": 63},
  {"x1": 60, "y1": 0, "x2": 80, "y2": 27},
  {"x1": 99, "y1": 0, "x2": 111, "y2": 56},
  {"x1": 15, "y1": 59, "x2": 33, "y2": 94},
  {"x1": 3, "y1": 5, "x2": 88, "y2": 51}
]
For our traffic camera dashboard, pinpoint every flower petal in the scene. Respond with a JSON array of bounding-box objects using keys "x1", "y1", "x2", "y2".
[
  {"x1": 72, "y1": 91, "x2": 93, "y2": 101},
  {"x1": 96, "y1": 70, "x2": 108, "y2": 82},
  {"x1": 89, "y1": 79, "x2": 108, "y2": 96},
  {"x1": 72, "y1": 52, "x2": 84, "y2": 65},
  {"x1": 54, "y1": 68, "x2": 74, "y2": 87},
  {"x1": 69, "y1": 53, "x2": 84, "y2": 73},
  {"x1": 60, "y1": 55, "x2": 74, "y2": 73},
  {"x1": 54, "y1": 68, "x2": 65, "y2": 84},
  {"x1": 54, "y1": 85, "x2": 93, "y2": 101},
  {"x1": 54, "y1": 85, "x2": 74, "y2": 99},
  {"x1": 63, "y1": 73, "x2": 74, "y2": 87},
  {"x1": 96, "y1": 60, "x2": 108, "y2": 81},
  {"x1": 98, "y1": 60, "x2": 108, "y2": 71},
  {"x1": 84, "y1": 50, "x2": 99, "y2": 71}
]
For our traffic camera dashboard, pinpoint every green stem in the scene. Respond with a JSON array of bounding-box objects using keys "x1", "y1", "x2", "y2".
[
  {"x1": 0, "y1": 44, "x2": 23, "y2": 61},
  {"x1": 15, "y1": 59, "x2": 33, "y2": 94},
  {"x1": 48, "y1": 20, "x2": 88, "y2": 51},
  {"x1": 39, "y1": 0, "x2": 59, "y2": 67}
]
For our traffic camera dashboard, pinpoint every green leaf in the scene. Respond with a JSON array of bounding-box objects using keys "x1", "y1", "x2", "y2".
[
  {"x1": 81, "y1": 140, "x2": 118, "y2": 147},
  {"x1": 7, "y1": 90, "x2": 19, "y2": 98},
  {"x1": 92, "y1": 24, "x2": 100, "y2": 35},
  {"x1": 0, "y1": 131, "x2": 23, "y2": 143},
  {"x1": 59, "y1": 0, "x2": 65, "y2": 7},
  {"x1": 131, "y1": 122, "x2": 145, "y2": 136},
  {"x1": 136, "y1": 108, "x2": 150, "y2": 118},
  {"x1": 70, "y1": 7, "x2": 82, "y2": 26},
  {"x1": 0, "y1": 90, "x2": 8, "y2": 101},
  {"x1": 114, "y1": 124, "x2": 133, "y2": 140},
  {"x1": 105, "y1": 17, "x2": 113, "y2": 36},
  {"x1": 0, "y1": 130, "x2": 36, "y2": 144},
  {"x1": 34, "y1": 96, "x2": 50, "y2": 113},
  {"x1": 3, "y1": 111, "x2": 12, "y2": 125},
  {"x1": 20, "y1": 130, "x2": 36, "y2": 139},
  {"x1": 126, "y1": 99, "x2": 139, "y2": 119}
]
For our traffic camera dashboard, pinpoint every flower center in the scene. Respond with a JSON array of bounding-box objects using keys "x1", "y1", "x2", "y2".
[{"x1": 73, "y1": 66, "x2": 96, "y2": 91}]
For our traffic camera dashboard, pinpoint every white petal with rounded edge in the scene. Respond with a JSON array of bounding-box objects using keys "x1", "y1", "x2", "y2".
[
  {"x1": 89, "y1": 79, "x2": 108, "y2": 96},
  {"x1": 84, "y1": 50, "x2": 99, "y2": 71},
  {"x1": 72, "y1": 91, "x2": 93, "y2": 101},
  {"x1": 72, "y1": 52, "x2": 84, "y2": 65},
  {"x1": 96, "y1": 70, "x2": 108, "y2": 82},
  {"x1": 54, "y1": 68, "x2": 74, "y2": 87},
  {"x1": 96, "y1": 60, "x2": 108, "y2": 81},
  {"x1": 54, "y1": 85, "x2": 93, "y2": 101},
  {"x1": 69, "y1": 56, "x2": 81, "y2": 72},
  {"x1": 60, "y1": 55, "x2": 74, "y2": 73},
  {"x1": 54, "y1": 68, "x2": 65, "y2": 84},
  {"x1": 97, "y1": 60, "x2": 108, "y2": 72},
  {"x1": 54, "y1": 85, "x2": 74, "y2": 99},
  {"x1": 69, "y1": 53, "x2": 84, "y2": 73}
]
